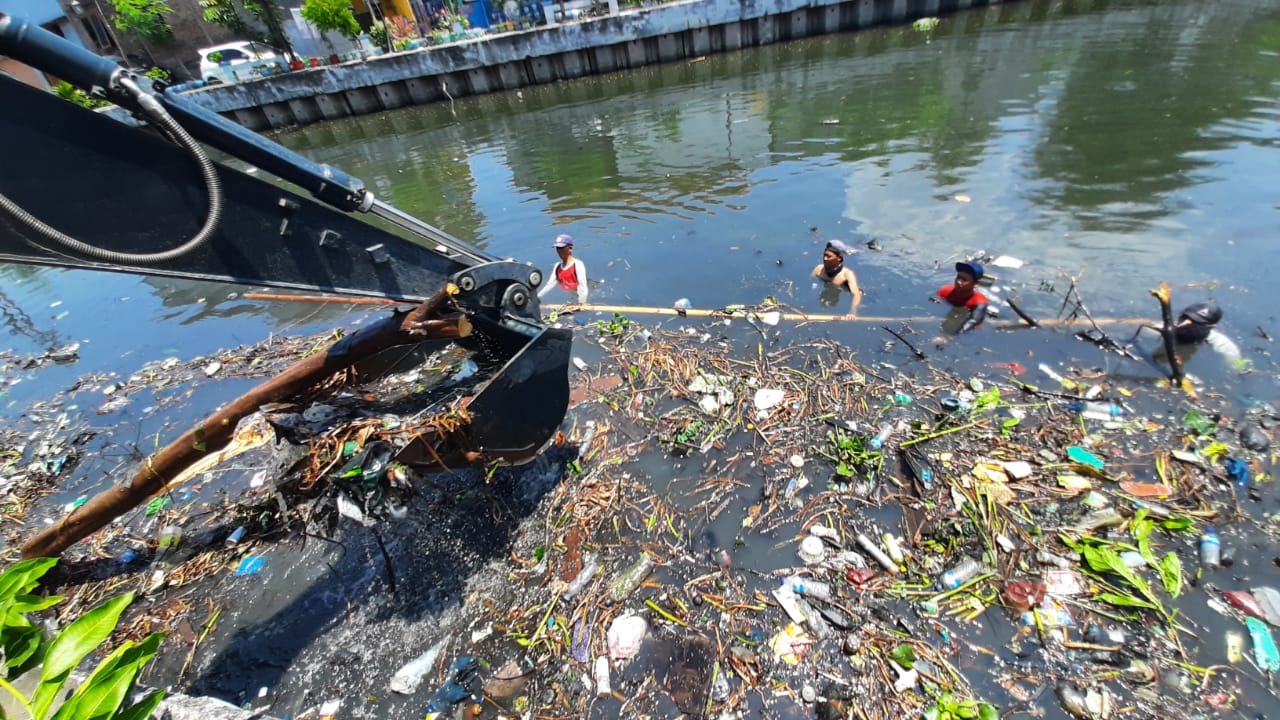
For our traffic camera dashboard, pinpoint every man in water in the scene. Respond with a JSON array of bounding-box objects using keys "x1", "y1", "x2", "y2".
[
  {"x1": 812, "y1": 240, "x2": 862, "y2": 318},
  {"x1": 1166, "y1": 302, "x2": 1245, "y2": 370},
  {"x1": 537, "y1": 233, "x2": 588, "y2": 304},
  {"x1": 936, "y1": 260, "x2": 989, "y2": 335}
]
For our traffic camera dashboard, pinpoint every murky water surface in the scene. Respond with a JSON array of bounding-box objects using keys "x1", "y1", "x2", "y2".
[{"x1": 4, "y1": 0, "x2": 1280, "y2": 716}]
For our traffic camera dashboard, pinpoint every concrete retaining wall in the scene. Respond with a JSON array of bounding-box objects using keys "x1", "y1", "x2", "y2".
[{"x1": 186, "y1": 0, "x2": 1004, "y2": 130}]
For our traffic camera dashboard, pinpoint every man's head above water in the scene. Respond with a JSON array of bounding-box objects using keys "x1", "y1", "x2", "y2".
[{"x1": 1175, "y1": 302, "x2": 1223, "y2": 344}]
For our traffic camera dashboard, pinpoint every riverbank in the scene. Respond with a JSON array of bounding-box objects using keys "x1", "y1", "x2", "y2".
[{"x1": 182, "y1": 0, "x2": 1018, "y2": 130}]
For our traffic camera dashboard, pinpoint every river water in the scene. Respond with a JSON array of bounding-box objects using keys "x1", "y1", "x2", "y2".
[{"x1": 4, "y1": 0, "x2": 1280, "y2": 717}]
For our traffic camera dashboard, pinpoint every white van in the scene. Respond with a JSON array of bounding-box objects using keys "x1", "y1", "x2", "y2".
[{"x1": 197, "y1": 41, "x2": 282, "y2": 84}]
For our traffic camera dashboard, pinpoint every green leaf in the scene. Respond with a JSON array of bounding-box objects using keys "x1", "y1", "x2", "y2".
[
  {"x1": 1158, "y1": 553, "x2": 1183, "y2": 598},
  {"x1": 0, "y1": 559, "x2": 57, "y2": 606},
  {"x1": 8, "y1": 594, "x2": 63, "y2": 617},
  {"x1": 4, "y1": 624, "x2": 45, "y2": 672},
  {"x1": 888, "y1": 643, "x2": 916, "y2": 669},
  {"x1": 973, "y1": 387, "x2": 1001, "y2": 412},
  {"x1": 114, "y1": 689, "x2": 166, "y2": 720},
  {"x1": 977, "y1": 703, "x2": 1000, "y2": 720},
  {"x1": 1181, "y1": 410, "x2": 1217, "y2": 436},
  {"x1": 52, "y1": 664, "x2": 134, "y2": 720},
  {"x1": 52, "y1": 633, "x2": 162, "y2": 720},
  {"x1": 35, "y1": 592, "x2": 134, "y2": 718},
  {"x1": 1160, "y1": 517, "x2": 1193, "y2": 532},
  {"x1": 1095, "y1": 591, "x2": 1156, "y2": 610}
]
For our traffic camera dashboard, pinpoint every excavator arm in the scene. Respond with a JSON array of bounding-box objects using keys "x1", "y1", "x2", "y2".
[{"x1": 0, "y1": 13, "x2": 570, "y2": 464}]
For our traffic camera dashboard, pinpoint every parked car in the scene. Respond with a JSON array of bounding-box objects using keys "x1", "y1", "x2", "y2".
[{"x1": 197, "y1": 41, "x2": 282, "y2": 84}]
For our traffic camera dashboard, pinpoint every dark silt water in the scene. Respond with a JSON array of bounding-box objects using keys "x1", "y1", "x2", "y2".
[{"x1": 3, "y1": 0, "x2": 1280, "y2": 717}]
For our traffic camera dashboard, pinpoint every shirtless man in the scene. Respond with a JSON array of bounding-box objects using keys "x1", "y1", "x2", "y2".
[{"x1": 812, "y1": 240, "x2": 862, "y2": 318}]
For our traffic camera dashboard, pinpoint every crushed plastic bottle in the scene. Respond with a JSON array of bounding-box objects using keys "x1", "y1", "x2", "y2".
[{"x1": 390, "y1": 637, "x2": 448, "y2": 695}]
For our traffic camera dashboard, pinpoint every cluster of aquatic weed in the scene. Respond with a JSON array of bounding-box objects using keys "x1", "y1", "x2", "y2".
[
  {"x1": 595, "y1": 312, "x2": 632, "y2": 338},
  {"x1": 818, "y1": 427, "x2": 884, "y2": 481}
]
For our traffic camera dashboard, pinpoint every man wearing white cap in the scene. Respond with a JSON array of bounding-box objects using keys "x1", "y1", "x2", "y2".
[
  {"x1": 538, "y1": 234, "x2": 588, "y2": 304},
  {"x1": 811, "y1": 240, "x2": 862, "y2": 318}
]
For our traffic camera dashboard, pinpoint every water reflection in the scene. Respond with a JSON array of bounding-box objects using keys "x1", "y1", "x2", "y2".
[{"x1": 274, "y1": 0, "x2": 1279, "y2": 321}]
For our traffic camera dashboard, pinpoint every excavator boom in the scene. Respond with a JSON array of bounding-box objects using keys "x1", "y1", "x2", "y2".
[{"x1": 0, "y1": 13, "x2": 570, "y2": 467}]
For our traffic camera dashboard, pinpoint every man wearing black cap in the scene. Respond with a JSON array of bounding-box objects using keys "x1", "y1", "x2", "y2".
[
  {"x1": 937, "y1": 261, "x2": 989, "y2": 334},
  {"x1": 1167, "y1": 302, "x2": 1244, "y2": 369},
  {"x1": 812, "y1": 240, "x2": 862, "y2": 318}
]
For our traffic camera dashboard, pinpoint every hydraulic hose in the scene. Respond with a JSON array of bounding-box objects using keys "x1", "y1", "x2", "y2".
[{"x1": 0, "y1": 75, "x2": 223, "y2": 265}]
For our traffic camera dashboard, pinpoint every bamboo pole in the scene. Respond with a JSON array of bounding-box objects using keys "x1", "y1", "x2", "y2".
[
  {"x1": 22, "y1": 288, "x2": 470, "y2": 559},
  {"x1": 543, "y1": 303, "x2": 1149, "y2": 326},
  {"x1": 240, "y1": 294, "x2": 1150, "y2": 327}
]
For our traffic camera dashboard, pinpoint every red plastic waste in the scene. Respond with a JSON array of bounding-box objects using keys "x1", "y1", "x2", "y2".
[{"x1": 1222, "y1": 590, "x2": 1266, "y2": 621}]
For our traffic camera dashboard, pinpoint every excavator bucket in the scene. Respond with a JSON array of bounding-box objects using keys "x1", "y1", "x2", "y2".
[{"x1": 0, "y1": 29, "x2": 571, "y2": 468}]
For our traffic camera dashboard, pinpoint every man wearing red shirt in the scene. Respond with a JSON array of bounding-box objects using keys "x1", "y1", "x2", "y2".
[{"x1": 937, "y1": 261, "x2": 988, "y2": 334}]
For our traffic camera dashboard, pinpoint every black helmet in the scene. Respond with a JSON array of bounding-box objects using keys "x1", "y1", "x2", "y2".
[
  {"x1": 1175, "y1": 302, "x2": 1222, "y2": 343},
  {"x1": 1178, "y1": 302, "x2": 1222, "y2": 326}
]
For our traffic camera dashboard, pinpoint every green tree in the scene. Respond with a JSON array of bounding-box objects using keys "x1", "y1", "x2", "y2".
[
  {"x1": 107, "y1": 0, "x2": 174, "y2": 44},
  {"x1": 300, "y1": 0, "x2": 362, "y2": 50}
]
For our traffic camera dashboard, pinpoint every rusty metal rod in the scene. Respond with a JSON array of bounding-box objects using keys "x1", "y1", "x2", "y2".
[
  {"x1": 243, "y1": 292, "x2": 410, "y2": 306},
  {"x1": 22, "y1": 288, "x2": 467, "y2": 559}
]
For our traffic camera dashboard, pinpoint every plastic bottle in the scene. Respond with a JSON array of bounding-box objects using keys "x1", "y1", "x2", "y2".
[
  {"x1": 608, "y1": 554, "x2": 655, "y2": 602},
  {"x1": 1200, "y1": 528, "x2": 1221, "y2": 568},
  {"x1": 225, "y1": 526, "x2": 246, "y2": 548},
  {"x1": 1066, "y1": 401, "x2": 1127, "y2": 421},
  {"x1": 869, "y1": 424, "x2": 894, "y2": 449},
  {"x1": 782, "y1": 576, "x2": 833, "y2": 601},
  {"x1": 1226, "y1": 631, "x2": 1244, "y2": 663},
  {"x1": 594, "y1": 657, "x2": 611, "y2": 699},
  {"x1": 1035, "y1": 551, "x2": 1073, "y2": 568},
  {"x1": 565, "y1": 554, "x2": 600, "y2": 599},
  {"x1": 856, "y1": 533, "x2": 899, "y2": 574},
  {"x1": 1133, "y1": 500, "x2": 1172, "y2": 519},
  {"x1": 938, "y1": 557, "x2": 984, "y2": 590},
  {"x1": 883, "y1": 533, "x2": 906, "y2": 564}
]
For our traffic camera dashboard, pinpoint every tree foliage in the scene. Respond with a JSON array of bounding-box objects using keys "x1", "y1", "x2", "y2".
[
  {"x1": 300, "y1": 0, "x2": 362, "y2": 43},
  {"x1": 107, "y1": 0, "x2": 174, "y2": 44}
]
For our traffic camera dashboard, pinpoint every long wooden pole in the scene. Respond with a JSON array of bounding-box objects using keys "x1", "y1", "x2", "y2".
[{"x1": 22, "y1": 288, "x2": 469, "y2": 559}]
